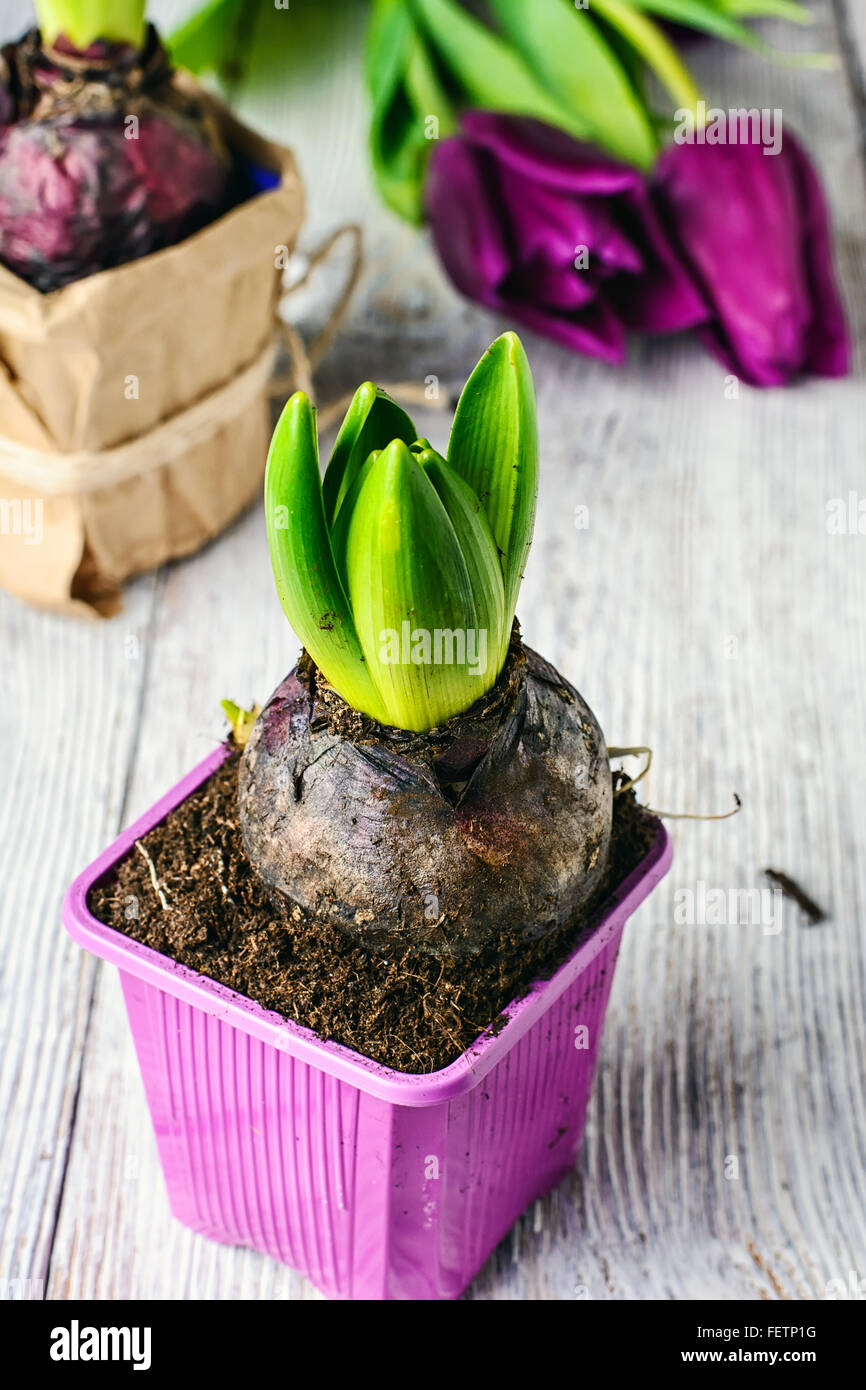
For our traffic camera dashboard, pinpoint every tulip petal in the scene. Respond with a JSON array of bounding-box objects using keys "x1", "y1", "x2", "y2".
[
  {"x1": 516, "y1": 256, "x2": 598, "y2": 312},
  {"x1": 429, "y1": 113, "x2": 714, "y2": 368},
  {"x1": 460, "y1": 110, "x2": 643, "y2": 196},
  {"x1": 503, "y1": 297, "x2": 628, "y2": 364},
  {"x1": 496, "y1": 162, "x2": 645, "y2": 276},
  {"x1": 655, "y1": 139, "x2": 816, "y2": 384},
  {"x1": 427, "y1": 137, "x2": 512, "y2": 301},
  {"x1": 615, "y1": 187, "x2": 708, "y2": 333},
  {"x1": 785, "y1": 133, "x2": 851, "y2": 378}
]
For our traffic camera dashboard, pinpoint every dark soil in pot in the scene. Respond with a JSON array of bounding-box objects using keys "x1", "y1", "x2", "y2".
[{"x1": 89, "y1": 753, "x2": 660, "y2": 1075}]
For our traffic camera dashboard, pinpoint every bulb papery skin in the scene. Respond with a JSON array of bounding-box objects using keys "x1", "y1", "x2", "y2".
[{"x1": 238, "y1": 639, "x2": 612, "y2": 957}]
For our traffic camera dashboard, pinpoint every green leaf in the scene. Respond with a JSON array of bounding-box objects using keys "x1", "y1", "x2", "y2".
[
  {"x1": 265, "y1": 335, "x2": 540, "y2": 732},
  {"x1": 171, "y1": 0, "x2": 371, "y2": 104},
  {"x1": 588, "y1": 0, "x2": 702, "y2": 111},
  {"x1": 221, "y1": 699, "x2": 261, "y2": 748},
  {"x1": 409, "y1": 0, "x2": 595, "y2": 144},
  {"x1": 627, "y1": 0, "x2": 818, "y2": 52},
  {"x1": 328, "y1": 447, "x2": 381, "y2": 591},
  {"x1": 447, "y1": 333, "x2": 538, "y2": 664},
  {"x1": 415, "y1": 442, "x2": 506, "y2": 687},
  {"x1": 720, "y1": 0, "x2": 812, "y2": 20},
  {"x1": 265, "y1": 393, "x2": 388, "y2": 723},
  {"x1": 622, "y1": 0, "x2": 768, "y2": 47},
  {"x1": 366, "y1": 0, "x2": 433, "y2": 222},
  {"x1": 484, "y1": 0, "x2": 657, "y2": 168},
  {"x1": 322, "y1": 383, "x2": 417, "y2": 527},
  {"x1": 167, "y1": 0, "x2": 247, "y2": 74},
  {"x1": 345, "y1": 439, "x2": 488, "y2": 731},
  {"x1": 404, "y1": 28, "x2": 459, "y2": 140},
  {"x1": 364, "y1": 0, "x2": 412, "y2": 92}
]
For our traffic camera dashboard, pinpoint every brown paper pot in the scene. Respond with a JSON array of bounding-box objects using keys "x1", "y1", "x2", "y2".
[{"x1": 0, "y1": 78, "x2": 305, "y2": 616}]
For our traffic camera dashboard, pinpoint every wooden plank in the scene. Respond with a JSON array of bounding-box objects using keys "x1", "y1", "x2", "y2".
[
  {"x1": 838, "y1": 0, "x2": 866, "y2": 96},
  {"x1": 0, "y1": 575, "x2": 159, "y2": 1297},
  {"x1": 1, "y1": 0, "x2": 864, "y2": 1301},
  {"x1": 836, "y1": 0, "x2": 866, "y2": 174}
]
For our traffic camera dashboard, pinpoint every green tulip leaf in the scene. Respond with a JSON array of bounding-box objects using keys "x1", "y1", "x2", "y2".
[
  {"x1": 366, "y1": 0, "x2": 440, "y2": 223},
  {"x1": 166, "y1": 0, "x2": 247, "y2": 75},
  {"x1": 588, "y1": 0, "x2": 702, "y2": 110},
  {"x1": 622, "y1": 0, "x2": 760, "y2": 46},
  {"x1": 720, "y1": 0, "x2": 811, "y2": 20},
  {"x1": 404, "y1": 31, "x2": 459, "y2": 142},
  {"x1": 409, "y1": 0, "x2": 595, "y2": 144},
  {"x1": 626, "y1": 0, "x2": 813, "y2": 52},
  {"x1": 484, "y1": 0, "x2": 657, "y2": 168}
]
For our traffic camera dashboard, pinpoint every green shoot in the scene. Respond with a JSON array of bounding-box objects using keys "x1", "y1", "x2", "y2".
[{"x1": 264, "y1": 332, "x2": 538, "y2": 732}]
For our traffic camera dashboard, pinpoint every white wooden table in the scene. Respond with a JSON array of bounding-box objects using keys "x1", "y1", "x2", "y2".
[{"x1": 2, "y1": 0, "x2": 865, "y2": 1301}]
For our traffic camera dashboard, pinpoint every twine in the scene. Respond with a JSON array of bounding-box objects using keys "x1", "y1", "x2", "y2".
[
  {"x1": 0, "y1": 337, "x2": 277, "y2": 496},
  {"x1": 271, "y1": 223, "x2": 449, "y2": 430},
  {"x1": 0, "y1": 221, "x2": 445, "y2": 498}
]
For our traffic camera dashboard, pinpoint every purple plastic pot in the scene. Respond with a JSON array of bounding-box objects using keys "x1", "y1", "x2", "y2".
[{"x1": 63, "y1": 745, "x2": 671, "y2": 1300}]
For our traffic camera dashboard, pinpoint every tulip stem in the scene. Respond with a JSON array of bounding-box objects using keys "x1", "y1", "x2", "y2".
[
  {"x1": 722, "y1": 1, "x2": 811, "y2": 21},
  {"x1": 590, "y1": 0, "x2": 702, "y2": 116}
]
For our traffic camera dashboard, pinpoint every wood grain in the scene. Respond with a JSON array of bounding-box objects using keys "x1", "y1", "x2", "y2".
[
  {"x1": 837, "y1": 0, "x2": 866, "y2": 170},
  {"x1": 1, "y1": 0, "x2": 865, "y2": 1301}
]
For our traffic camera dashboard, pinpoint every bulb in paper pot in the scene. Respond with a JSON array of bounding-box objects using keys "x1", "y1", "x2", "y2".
[{"x1": 0, "y1": 4, "x2": 229, "y2": 292}]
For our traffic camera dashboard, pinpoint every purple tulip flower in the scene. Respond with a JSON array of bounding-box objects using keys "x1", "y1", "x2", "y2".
[
  {"x1": 655, "y1": 134, "x2": 850, "y2": 386},
  {"x1": 428, "y1": 111, "x2": 850, "y2": 386},
  {"x1": 427, "y1": 110, "x2": 708, "y2": 364}
]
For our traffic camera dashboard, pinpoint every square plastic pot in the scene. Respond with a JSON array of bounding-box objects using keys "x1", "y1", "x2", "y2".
[{"x1": 63, "y1": 745, "x2": 672, "y2": 1300}]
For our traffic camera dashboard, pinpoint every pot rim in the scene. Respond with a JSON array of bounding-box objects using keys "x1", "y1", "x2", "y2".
[{"x1": 63, "y1": 743, "x2": 671, "y2": 1107}]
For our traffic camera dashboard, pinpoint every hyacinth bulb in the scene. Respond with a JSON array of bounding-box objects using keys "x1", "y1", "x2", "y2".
[
  {"x1": 240, "y1": 332, "x2": 613, "y2": 954},
  {"x1": 0, "y1": 24, "x2": 229, "y2": 292}
]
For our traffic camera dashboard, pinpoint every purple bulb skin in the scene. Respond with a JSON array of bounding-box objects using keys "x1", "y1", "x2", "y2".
[{"x1": 0, "y1": 26, "x2": 229, "y2": 293}]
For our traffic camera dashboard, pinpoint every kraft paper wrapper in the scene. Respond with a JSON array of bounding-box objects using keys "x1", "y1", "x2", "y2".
[{"x1": 0, "y1": 77, "x2": 305, "y2": 617}]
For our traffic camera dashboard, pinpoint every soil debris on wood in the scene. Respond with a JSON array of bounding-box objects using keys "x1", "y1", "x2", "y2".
[
  {"x1": 763, "y1": 868, "x2": 828, "y2": 926},
  {"x1": 89, "y1": 754, "x2": 660, "y2": 1073}
]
